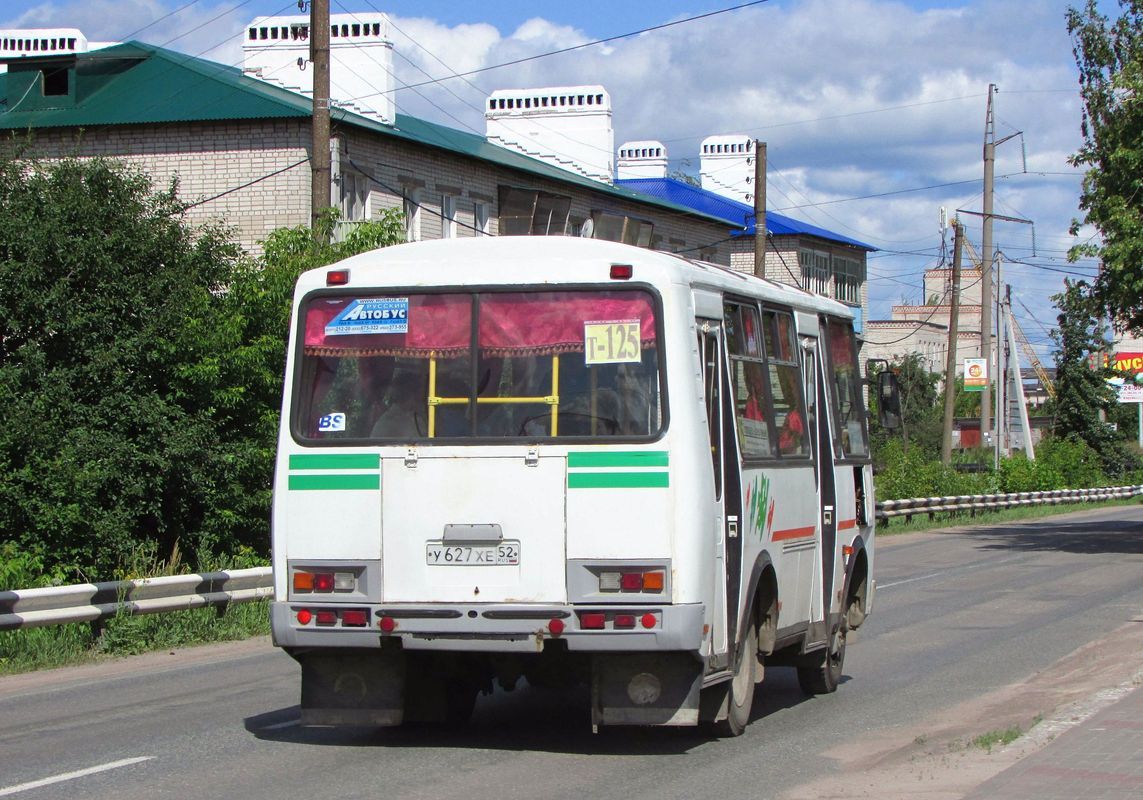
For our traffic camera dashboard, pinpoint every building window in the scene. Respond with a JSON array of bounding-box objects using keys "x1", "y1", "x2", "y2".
[
  {"x1": 799, "y1": 248, "x2": 830, "y2": 295},
  {"x1": 497, "y1": 186, "x2": 571, "y2": 236},
  {"x1": 441, "y1": 194, "x2": 457, "y2": 238},
  {"x1": 404, "y1": 191, "x2": 421, "y2": 242},
  {"x1": 833, "y1": 255, "x2": 863, "y2": 304},
  {"x1": 473, "y1": 202, "x2": 490, "y2": 236},
  {"x1": 41, "y1": 67, "x2": 68, "y2": 97},
  {"x1": 338, "y1": 170, "x2": 369, "y2": 221},
  {"x1": 588, "y1": 211, "x2": 654, "y2": 248}
]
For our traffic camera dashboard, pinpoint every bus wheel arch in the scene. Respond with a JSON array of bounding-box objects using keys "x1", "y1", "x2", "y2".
[
  {"x1": 752, "y1": 561, "x2": 779, "y2": 656},
  {"x1": 844, "y1": 539, "x2": 870, "y2": 631}
]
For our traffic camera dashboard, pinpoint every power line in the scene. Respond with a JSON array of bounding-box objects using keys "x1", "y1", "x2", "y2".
[{"x1": 354, "y1": 0, "x2": 772, "y2": 99}]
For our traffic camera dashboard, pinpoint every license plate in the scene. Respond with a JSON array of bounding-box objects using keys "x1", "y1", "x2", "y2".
[{"x1": 425, "y1": 540, "x2": 521, "y2": 566}]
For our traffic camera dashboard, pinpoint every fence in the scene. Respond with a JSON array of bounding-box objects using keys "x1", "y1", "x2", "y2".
[
  {"x1": 876, "y1": 485, "x2": 1142, "y2": 524},
  {"x1": 2, "y1": 485, "x2": 1140, "y2": 631},
  {"x1": 0, "y1": 567, "x2": 273, "y2": 632}
]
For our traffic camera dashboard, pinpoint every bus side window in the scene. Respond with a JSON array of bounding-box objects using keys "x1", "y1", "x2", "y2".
[{"x1": 700, "y1": 328, "x2": 722, "y2": 500}]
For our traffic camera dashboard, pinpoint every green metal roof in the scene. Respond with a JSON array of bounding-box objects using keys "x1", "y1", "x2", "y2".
[{"x1": 0, "y1": 41, "x2": 728, "y2": 226}]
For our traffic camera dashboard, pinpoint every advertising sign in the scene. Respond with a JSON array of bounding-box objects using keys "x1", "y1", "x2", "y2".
[
  {"x1": 964, "y1": 357, "x2": 987, "y2": 392},
  {"x1": 1110, "y1": 352, "x2": 1143, "y2": 403}
]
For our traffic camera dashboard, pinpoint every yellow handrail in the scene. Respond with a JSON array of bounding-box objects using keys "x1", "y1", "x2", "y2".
[{"x1": 425, "y1": 354, "x2": 562, "y2": 437}]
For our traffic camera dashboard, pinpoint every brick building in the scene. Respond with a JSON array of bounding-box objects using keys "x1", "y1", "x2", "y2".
[{"x1": 1, "y1": 13, "x2": 871, "y2": 324}]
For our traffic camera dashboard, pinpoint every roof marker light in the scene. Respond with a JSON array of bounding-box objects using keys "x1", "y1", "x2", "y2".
[
  {"x1": 327, "y1": 269, "x2": 350, "y2": 286},
  {"x1": 610, "y1": 264, "x2": 633, "y2": 280}
]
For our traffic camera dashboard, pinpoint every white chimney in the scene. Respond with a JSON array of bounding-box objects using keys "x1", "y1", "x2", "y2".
[
  {"x1": 699, "y1": 134, "x2": 754, "y2": 204},
  {"x1": 617, "y1": 140, "x2": 668, "y2": 180},
  {"x1": 486, "y1": 86, "x2": 614, "y2": 183},
  {"x1": 243, "y1": 13, "x2": 395, "y2": 124},
  {"x1": 0, "y1": 29, "x2": 113, "y2": 71}
]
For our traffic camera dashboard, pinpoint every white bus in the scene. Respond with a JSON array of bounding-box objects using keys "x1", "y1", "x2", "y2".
[{"x1": 270, "y1": 237, "x2": 881, "y2": 735}]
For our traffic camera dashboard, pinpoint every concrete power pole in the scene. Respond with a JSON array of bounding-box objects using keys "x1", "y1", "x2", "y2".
[
  {"x1": 980, "y1": 83, "x2": 997, "y2": 449},
  {"x1": 753, "y1": 140, "x2": 767, "y2": 279},
  {"x1": 941, "y1": 220, "x2": 964, "y2": 464},
  {"x1": 310, "y1": 0, "x2": 332, "y2": 237}
]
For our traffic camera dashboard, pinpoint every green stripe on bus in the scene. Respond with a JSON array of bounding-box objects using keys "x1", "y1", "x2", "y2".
[
  {"x1": 568, "y1": 472, "x2": 670, "y2": 489},
  {"x1": 567, "y1": 451, "x2": 669, "y2": 468},
  {"x1": 289, "y1": 453, "x2": 380, "y2": 471},
  {"x1": 289, "y1": 474, "x2": 381, "y2": 491}
]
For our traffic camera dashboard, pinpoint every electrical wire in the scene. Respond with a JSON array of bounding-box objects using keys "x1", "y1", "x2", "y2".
[{"x1": 353, "y1": 0, "x2": 773, "y2": 99}]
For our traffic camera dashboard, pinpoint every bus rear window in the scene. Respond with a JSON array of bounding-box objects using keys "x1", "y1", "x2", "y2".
[{"x1": 294, "y1": 289, "x2": 663, "y2": 441}]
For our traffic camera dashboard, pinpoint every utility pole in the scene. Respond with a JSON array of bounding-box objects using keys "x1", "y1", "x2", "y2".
[
  {"x1": 310, "y1": 0, "x2": 331, "y2": 238},
  {"x1": 753, "y1": 140, "x2": 767, "y2": 279},
  {"x1": 941, "y1": 220, "x2": 964, "y2": 464},
  {"x1": 980, "y1": 84, "x2": 997, "y2": 449}
]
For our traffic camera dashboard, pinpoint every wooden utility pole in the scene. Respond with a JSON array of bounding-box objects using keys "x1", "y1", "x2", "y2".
[
  {"x1": 310, "y1": 0, "x2": 331, "y2": 237},
  {"x1": 941, "y1": 220, "x2": 964, "y2": 464},
  {"x1": 753, "y1": 140, "x2": 766, "y2": 278}
]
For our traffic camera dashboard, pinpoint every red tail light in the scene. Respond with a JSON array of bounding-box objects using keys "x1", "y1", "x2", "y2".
[
  {"x1": 614, "y1": 614, "x2": 636, "y2": 629},
  {"x1": 315, "y1": 610, "x2": 337, "y2": 625},
  {"x1": 620, "y1": 572, "x2": 643, "y2": 591},
  {"x1": 341, "y1": 609, "x2": 368, "y2": 627},
  {"x1": 326, "y1": 269, "x2": 350, "y2": 286},
  {"x1": 313, "y1": 573, "x2": 334, "y2": 592},
  {"x1": 580, "y1": 612, "x2": 606, "y2": 629}
]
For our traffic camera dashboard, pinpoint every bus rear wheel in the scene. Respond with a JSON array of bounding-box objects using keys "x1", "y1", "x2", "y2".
[
  {"x1": 797, "y1": 624, "x2": 846, "y2": 695},
  {"x1": 713, "y1": 623, "x2": 757, "y2": 737}
]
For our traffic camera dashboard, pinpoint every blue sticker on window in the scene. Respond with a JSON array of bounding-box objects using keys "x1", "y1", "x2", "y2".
[{"x1": 326, "y1": 298, "x2": 409, "y2": 336}]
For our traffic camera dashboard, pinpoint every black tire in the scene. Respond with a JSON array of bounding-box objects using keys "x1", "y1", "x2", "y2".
[
  {"x1": 713, "y1": 623, "x2": 757, "y2": 737},
  {"x1": 797, "y1": 624, "x2": 846, "y2": 695},
  {"x1": 444, "y1": 681, "x2": 479, "y2": 725}
]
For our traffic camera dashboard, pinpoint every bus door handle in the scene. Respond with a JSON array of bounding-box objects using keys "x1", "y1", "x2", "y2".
[
  {"x1": 728, "y1": 515, "x2": 738, "y2": 539},
  {"x1": 823, "y1": 506, "x2": 833, "y2": 527}
]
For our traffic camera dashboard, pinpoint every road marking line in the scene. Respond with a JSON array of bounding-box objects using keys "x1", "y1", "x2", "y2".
[
  {"x1": 0, "y1": 757, "x2": 152, "y2": 797},
  {"x1": 879, "y1": 555, "x2": 1024, "y2": 590},
  {"x1": 260, "y1": 719, "x2": 299, "y2": 731}
]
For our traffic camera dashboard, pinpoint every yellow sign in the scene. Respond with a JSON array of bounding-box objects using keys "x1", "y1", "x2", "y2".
[{"x1": 584, "y1": 320, "x2": 641, "y2": 365}]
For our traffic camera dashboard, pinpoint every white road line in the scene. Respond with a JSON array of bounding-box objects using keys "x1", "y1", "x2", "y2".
[
  {"x1": 879, "y1": 555, "x2": 1024, "y2": 590},
  {"x1": 0, "y1": 757, "x2": 153, "y2": 797},
  {"x1": 260, "y1": 719, "x2": 299, "y2": 731}
]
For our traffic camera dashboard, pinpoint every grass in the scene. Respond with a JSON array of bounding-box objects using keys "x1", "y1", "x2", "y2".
[
  {"x1": 971, "y1": 725, "x2": 1023, "y2": 753},
  {"x1": 0, "y1": 599, "x2": 270, "y2": 675},
  {"x1": 876, "y1": 496, "x2": 1141, "y2": 536}
]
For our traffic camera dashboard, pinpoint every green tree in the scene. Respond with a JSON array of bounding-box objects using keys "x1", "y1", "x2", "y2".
[
  {"x1": 0, "y1": 153, "x2": 405, "y2": 582},
  {"x1": 1050, "y1": 280, "x2": 1137, "y2": 477},
  {"x1": 0, "y1": 156, "x2": 248, "y2": 578},
  {"x1": 868, "y1": 353, "x2": 942, "y2": 465},
  {"x1": 1066, "y1": 1, "x2": 1143, "y2": 330}
]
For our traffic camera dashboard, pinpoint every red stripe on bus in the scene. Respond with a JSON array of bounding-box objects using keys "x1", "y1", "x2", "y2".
[
  {"x1": 772, "y1": 526, "x2": 816, "y2": 541},
  {"x1": 838, "y1": 518, "x2": 857, "y2": 530}
]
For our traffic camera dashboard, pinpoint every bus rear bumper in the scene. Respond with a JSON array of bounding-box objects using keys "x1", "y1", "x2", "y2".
[{"x1": 271, "y1": 601, "x2": 705, "y2": 653}]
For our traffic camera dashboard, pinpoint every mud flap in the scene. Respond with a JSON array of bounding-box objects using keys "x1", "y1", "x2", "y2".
[
  {"x1": 298, "y1": 649, "x2": 405, "y2": 726},
  {"x1": 591, "y1": 653, "x2": 702, "y2": 728}
]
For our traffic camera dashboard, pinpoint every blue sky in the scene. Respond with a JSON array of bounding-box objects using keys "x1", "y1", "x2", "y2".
[{"x1": 1, "y1": 1, "x2": 1111, "y2": 358}]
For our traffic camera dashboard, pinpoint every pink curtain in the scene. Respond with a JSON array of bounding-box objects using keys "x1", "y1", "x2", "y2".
[{"x1": 303, "y1": 292, "x2": 656, "y2": 357}]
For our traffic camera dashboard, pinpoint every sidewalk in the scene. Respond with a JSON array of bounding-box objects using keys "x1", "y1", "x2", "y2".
[{"x1": 962, "y1": 679, "x2": 1143, "y2": 800}]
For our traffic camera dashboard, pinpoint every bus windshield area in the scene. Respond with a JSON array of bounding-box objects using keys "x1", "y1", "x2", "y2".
[{"x1": 294, "y1": 289, "x2": 663, "y2": 441}]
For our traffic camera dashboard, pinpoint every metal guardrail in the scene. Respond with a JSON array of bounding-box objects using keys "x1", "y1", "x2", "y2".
[
  {"x1": 1, "y1": 486, "x2": 1139, "y2": 631},
  {"x1": 876, "y1": 484, "x2": 1143, "y2": 524},
  {"x1": 0, "y1": 567, "x2": 273, "y2": 632}
]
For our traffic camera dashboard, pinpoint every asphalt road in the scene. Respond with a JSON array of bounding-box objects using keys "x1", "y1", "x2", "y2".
[{"x1": 1, "y1": 505, "x2": 1141, "y2": 800}]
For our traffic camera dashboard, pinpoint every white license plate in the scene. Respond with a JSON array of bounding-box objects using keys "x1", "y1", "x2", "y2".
[{"x1": 425, "y1": 541, "x2": 521, "y2": 566}]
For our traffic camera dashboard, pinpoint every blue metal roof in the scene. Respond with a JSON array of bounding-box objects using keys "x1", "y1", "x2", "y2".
[{"x1": 614, "y1": 177, "x2": 875, "y2": 251}]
